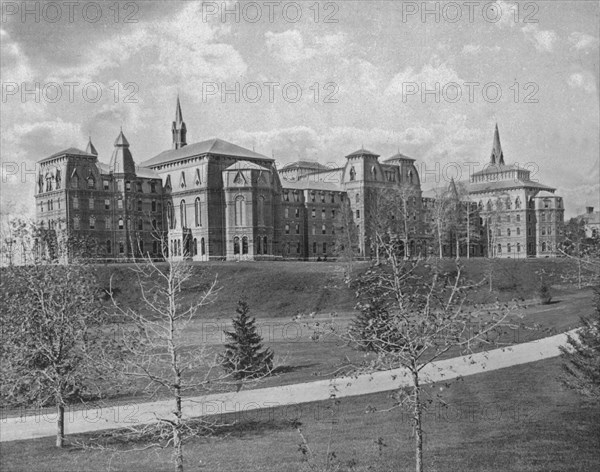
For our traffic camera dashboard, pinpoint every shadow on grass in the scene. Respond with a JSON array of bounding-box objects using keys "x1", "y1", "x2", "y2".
[{"x1": 271, "y1": 363, "x2": 320, "y2": 375}]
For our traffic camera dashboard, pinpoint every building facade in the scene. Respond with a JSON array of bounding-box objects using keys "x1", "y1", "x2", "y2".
[{"x1": 34, "y1": 98, "x2": 564, "y2": 261}]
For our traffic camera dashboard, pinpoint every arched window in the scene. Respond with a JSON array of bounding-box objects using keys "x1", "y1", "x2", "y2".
[
  {"x1": 106, "y1": 240, "x2": 112, "y2": 254},
  {"x1": 506, "y1": 198, "x2": 511, "y2": 209},
  {"x1": 517, "y1": 243, "x2": 521, "y2": 253},
  {"x1": 233, "y1": 237, "x2": 240, "y2": 255},
  {"x1": 355, "y1": 193, "x2": 360, "y2": 204},
  {"x1": 87, "y1": 177, "x2": 95, "y2": 189},
  {"x1": 349, "y1": 167, "x2": 356, "y2": 181},
  {"x1": 180, "y1": 200, "x2": 187, "y2": 228},
  {"x1": 119, "y1": 242, "x2": 124, "y2": 254},
  {"x1": 235, "y1": 196, "x2": 245, "y2": 226},
  {"x1": 242, "y1": 236, "x2": 248, "y2": 255},
  {"x1": 515, "y1": 197, "x2": 521, "y2": 209},
  {"x1": 258, "y1": 196, "x2": 265, "y2": 226},
  {"x1": 507, "y1": 243, "x2": 511, "y2": 253},
  {"x1": 497, "y1": 243, "x2": 502, "y2": 254},
  {"x1": 139, "y1": 240, "x2": 144, "y2": 255},
  {"x1": 201, "y1": 237, "x2": 206, "y2": 256},
  {"x1": 46, "y1": 176, "x2": 52, "y2": 192},
  {"x1": 507, "y1": 228, "x2": 511, "y2": 236},
  {"x1": 408, "y1": 171, "x2": 414, "y2": 184},
  {"x1": 167, "y1": 202, "x2": 174, "y2": 229},
  {"x1": 263, "y1": 236, "x2": 267, "y2": 255},
  {"x1": 72, "y1": 174, "x2": 79, "y2": 188},
  {"x1": 541, "y1": 242, "x2": 547, "y2": 252},
  {"x1": 195, "y1": 197, "x2": 201, "y2": 227},
  {"x1": 118, "y1": 218, "x2": 124, "y2": 230},
  {"x1": 193, "y1": 238, "x2": 198, "y2": 256},
  {"x1": 486, "y1": 200, "x2": 492, "y2": 211}
]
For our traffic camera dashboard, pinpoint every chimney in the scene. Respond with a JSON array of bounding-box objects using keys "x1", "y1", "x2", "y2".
[{"x1": 586, "y1": 206, "x2": 594, "y2": 214}]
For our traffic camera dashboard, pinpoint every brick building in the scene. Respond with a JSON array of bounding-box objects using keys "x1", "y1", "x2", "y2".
[{"x1": 34, "y1": 98, "x2": 564, "y2": 261}]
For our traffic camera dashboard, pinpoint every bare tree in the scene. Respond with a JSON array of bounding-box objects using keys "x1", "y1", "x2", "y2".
[
  {"x1": 307, "y1": 247, "x2": 520, "y2": 472},
  {"x1": 105, "y1": 244, "x2": 242, "y2": 472},
  {"x1": 366, "y1": 187, "x2": 420, "y2": 262},
  {"x1": 0, "y1": 262, "x2": 117, "y2": 447}
]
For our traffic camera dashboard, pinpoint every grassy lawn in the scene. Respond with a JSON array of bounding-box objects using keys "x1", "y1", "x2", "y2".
[{"x1": 2, "y1": 357, "x2": 598, "y2": 472}]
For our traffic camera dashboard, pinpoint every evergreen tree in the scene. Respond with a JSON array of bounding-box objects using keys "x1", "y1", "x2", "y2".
[
  {"x1": 560, "y1": 287, "x2": 600, "y2": 399},
  {"x1": 221, "y1": 301, "x2": 274, "y2": 379}
]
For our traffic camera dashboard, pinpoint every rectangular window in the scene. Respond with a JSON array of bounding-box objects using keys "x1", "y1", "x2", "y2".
[
  {"x1": 356, "y1": 210, "x2": 360, "y2": 219},
  {"x1": 125, "y1": 181, "x2": 131, "y2": 191},
  {"x1": 331, "y1": 210, "x2": 335, "y2": 218},
  {"x1": 89, "y1": 217, "x2": 95, "y2": 229},
  {"x1": 105, "y1": 199, "x2": 110, "y2": 210},
  {"x1": 321, "y1": 208, "x2": 325, "y2": 219},
  {"x1": 152, "y1": 200, "x2": 156, "y2": 212},
  {"x1": 73, "y1": 218, "x2": 80, "y2": 230},
  {"x1": 312, "y1": 208, "x2": 316, "y2": 218},
  {"x1": 151, "y1": 182, "x2": 156, "y2": 193},
  {"x1": 137, "y1": 182, "x2": 143, "y2": 192},
  {"x1": 323, "y1": 242, "x2": 327, "y2": 253},
  {"x1": 105, "y1": 218, "x2": 112, "y2": 230},
  {"x1": 103, "y1": 180, "x2": 109, "y2": 191},
  {"x1": 285, "y1": 224, "x2": 290, "y2": 234},
  {"x1": 285, "y1": 208, "x2": 289, "y2": 218},
  {"x1": 73, "y1": 196, "x2": 79, "y2": 209},
  {"x1": 322, "y1": 224, "x2": 326, "y2": 234},
  {"x1": 89, "y1": 198, "x2": 94, "y2": 210},
  {"x1": 295, "y1": 208, "x2": 299, "y2": 218},
  {"x1": 118, "y1": 199, "x2": 123, "y2": 209},
  {"x1": 295, "y1": 224, "x2": 300, "y2": 234}
]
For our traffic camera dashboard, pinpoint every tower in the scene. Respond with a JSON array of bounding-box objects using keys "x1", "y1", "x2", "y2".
[
  {"x1": 490, "y1": 123, "x2": 505, "y2": 165},
  {"x1": 172, "y1": 95, "x2": 187, "y2": 150}
]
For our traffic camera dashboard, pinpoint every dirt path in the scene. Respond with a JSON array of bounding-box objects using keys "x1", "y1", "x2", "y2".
[{"x1": 0, "y1": 329, "x2": 575, "y2": 442}]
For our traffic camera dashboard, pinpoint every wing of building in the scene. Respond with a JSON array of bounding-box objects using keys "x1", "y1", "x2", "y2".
[{"x1": 34, "y1": 99, "x2": 564, "y2": 261}]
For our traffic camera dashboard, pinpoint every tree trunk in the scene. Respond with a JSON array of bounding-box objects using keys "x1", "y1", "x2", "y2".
[
  {"x1": 412, "y1": 371, "x2": 423, "y2": 472},
  {"x1": 56, "y1": 404, "x2": 64, "y2": 448},
  {"x1": 173, "y1": 421, "x2": 184, "y2": 472}
]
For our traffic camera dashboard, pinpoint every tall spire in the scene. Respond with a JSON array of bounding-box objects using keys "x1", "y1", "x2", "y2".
[
  {"x1": 172, "y1": 95, "x2": 187, "y2": 150},
  {"x1": 86, "y1": 136, "x2": 98, "y2": 156},
  {"x1": 490, "y1": 123, "x2": 504, "y2": 165}
]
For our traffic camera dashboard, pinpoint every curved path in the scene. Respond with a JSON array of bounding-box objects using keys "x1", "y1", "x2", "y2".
[{"x1": 0, "y1": 330, "x2": 575, "y2": 442}]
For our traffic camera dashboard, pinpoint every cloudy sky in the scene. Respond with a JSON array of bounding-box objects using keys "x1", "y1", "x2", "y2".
[{"x1": 1, "y1": 1, "x2": 598, "y2": 217}]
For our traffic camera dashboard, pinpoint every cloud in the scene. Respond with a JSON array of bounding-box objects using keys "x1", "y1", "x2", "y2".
[
  {"x1": 385, "y1": 61, "x2": 462, "y2": 97},
  {"x1": 461, "y1": 44, "x2": 501, "y2": 55},
  {"x1": 264, "y1": 29, "x2": 346, "y2": 64},
  {"x1": 568, "y1": 32, "x2": 599, "y2": 51},
  {"x1": 567, "y1": 72, "x2": 597, "y2": 94},
  {"x1": 522, "y1": 24, "x2": 557, "y2": 52}
]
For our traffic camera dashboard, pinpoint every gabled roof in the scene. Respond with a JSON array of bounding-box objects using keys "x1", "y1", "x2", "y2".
[
  {"x1": 225, "y1": 160, "x2": 270, "y2": 172},
  {"x1": 142, "y1": 138, "x2": 271, "y2": 167},
  {"x1": 383, "y1": 152, "x2": 415, "y2": 162},
  {"x1": 281, "y1": 160, "x2": 329, "y2": 171},
  {"x1": 467, "y1": 180, "x2": 556, "y2": 193},
  {"x1": 345, "y1": 148, "x2": 379, "y2": 158},
  {"x1": 472, "y1": 163, "x2": 521, "y2": 176},
  {"x1": 282, "y1": 179, "x2": 343, "y2": 192},
  {"x1": 39, "y1": 147, "x2": 95, "y2": 163}
]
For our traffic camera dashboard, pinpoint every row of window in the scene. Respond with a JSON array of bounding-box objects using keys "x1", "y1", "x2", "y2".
[
  {"x1": 284, "y1": 223, "x2": 336, "y2": 235},
  {"x1": 71, "y1": 176, "x2": 158, "y2": 193},
  {"x1": 71, "y1": 197, "x2": 162, "y2": 212},
  {"x1": 348, "y1": 166, "x2": 415, "y2": 184},
  {"x1": 105, "y1": 239, "x2": 160, "y2": 255},
  {"x1": 283, "y1": 242, "x2": 328, "y2": 255},
  {"x1": 72, "y1": 216, "x2": 161, "y2": 231},
  {"x1": 233, "y1": 236, "x2": 269, "y2": 255},
  {"x1": 495, "y1": 241, "x2": 554, "y2": 254}
]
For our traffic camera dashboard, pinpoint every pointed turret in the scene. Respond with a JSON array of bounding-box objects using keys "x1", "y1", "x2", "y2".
[
  {"x1": 172, "y1": 95, "x2": 187, "y2": 150},
  {"x1": 86, "y1": 136, "x2": 98, "y2": 156},
  {"x1": 490, "y1": 123, "x2": 505, "y2": 165},
  {"x1": 448, "y1": 177, "x2": 459, "y2": 198},
  {"x1": 110, "y1": 129, "x2": 136, "y2": 174}
]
